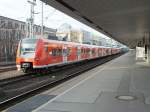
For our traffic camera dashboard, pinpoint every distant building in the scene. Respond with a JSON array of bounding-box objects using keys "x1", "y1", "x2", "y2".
[
  {"x1": 57, "y1": 23, "x2": 93, "y2": 44},
  {"x1": 99, "y1": 38, "x2": 107, "y2": 46},
  {"x1": 25, "y1": 20, "x2": 56, "y2": 38},
  {"x1": 0, "y1": 16, "x2": 56, "y2": 63},
  {"x1": 56, "y1": 23, "x2": 72, "y2": 41},
  {"x1": 82, "y1": 30, "x2": 92, "y2": 45},
  {"x1": 56, "y1": 23, "x2": 116, "y2": 47},
  {"x1": 105, "y1": 38, "x2": 114, "y2": 47},
  {"x1": 92, "y1": 34, "x2": 103, "y2": 46}
]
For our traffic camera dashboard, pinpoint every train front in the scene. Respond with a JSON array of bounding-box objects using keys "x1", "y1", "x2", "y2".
[{"x1": 16, "y1": 38, "x2": 38, "y2": 73}]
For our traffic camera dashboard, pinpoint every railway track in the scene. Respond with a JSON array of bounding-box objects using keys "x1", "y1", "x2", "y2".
[
  {"x1": 0, "y1": 66, "x2": 16, "y2": 73},
  {"x1": 0, "y1": 53, "x2": 124, "y2": 111}
]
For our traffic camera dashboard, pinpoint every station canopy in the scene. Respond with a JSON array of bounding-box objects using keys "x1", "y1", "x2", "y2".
[{"x1": 42, "y1": 0, "x2": 150, "y2": 48}]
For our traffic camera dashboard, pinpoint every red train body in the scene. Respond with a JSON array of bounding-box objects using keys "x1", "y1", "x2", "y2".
[{"x1": 16, "y1": 38, "x2": 121, "y2": 73}]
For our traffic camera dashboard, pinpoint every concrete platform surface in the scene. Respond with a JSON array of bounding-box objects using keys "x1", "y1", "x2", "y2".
[
  {"x1": 32, "y1": 51, "x2": 150, "y2": 112},
  {"x1": 5, "y1": 51, "x2": 150, "y2": 112}
]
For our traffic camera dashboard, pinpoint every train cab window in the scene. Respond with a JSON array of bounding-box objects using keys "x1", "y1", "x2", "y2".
[{"x1": 20, "y1": 38, "x2": 37, "y2": 55}]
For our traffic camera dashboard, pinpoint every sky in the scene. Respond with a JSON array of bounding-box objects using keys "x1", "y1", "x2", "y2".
[{"x1": 0, "y1": 0, "x2": 110, "y2": 39}]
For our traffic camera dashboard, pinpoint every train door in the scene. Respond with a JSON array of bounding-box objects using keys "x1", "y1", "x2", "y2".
[
  {"x1": 77, "y1": 46, "x2": 81, "y2": 60},
  {"x1": 96, "y1": 48, "x2": 98, "y2": 57},
  {"x1": 102, "y1": 48, "x2": 104, "y2": 56},
  {"x1": 63, "y1": 44, "x2": 68, "y2": 63},
  {"x1": 90, "y1": 48, "x2": 92, "y2": 59}
]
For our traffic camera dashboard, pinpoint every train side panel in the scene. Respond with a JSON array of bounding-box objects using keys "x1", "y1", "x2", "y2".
[{"x1": 16, "y1": 38, "x2": 121, "y2": 73}]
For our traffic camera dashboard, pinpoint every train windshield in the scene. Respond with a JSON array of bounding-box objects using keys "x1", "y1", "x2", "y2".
[{"x1": 20, "y1": 38, "x2": 37, "y2": 56}]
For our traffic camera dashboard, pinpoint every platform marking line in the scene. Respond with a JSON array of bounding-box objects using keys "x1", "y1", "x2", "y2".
[
  {"x1": 32, "y1": 59, "x2": 116, "y2": 112},
  {"x1": 105, "y1": 66, "x2": 129, "y2": 70}
]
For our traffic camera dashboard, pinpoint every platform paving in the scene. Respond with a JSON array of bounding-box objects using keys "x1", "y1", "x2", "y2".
[
  {"x1": 32, "y1": 51, "x2": 150, "y2": 112},
  {"x1": 5, "y1": 50, "x2": 150, "y2": 112},
  {"x1": 6, "y1": 95, "x2": 56, "y2": 112}
]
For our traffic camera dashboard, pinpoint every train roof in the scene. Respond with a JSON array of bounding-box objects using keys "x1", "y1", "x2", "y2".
[
  {"x1": 41, "y1": 38, "x2": 109, "y2": 48},
  {"x1": 21, "y1": 38, "x2": 120, "y2": 49}
]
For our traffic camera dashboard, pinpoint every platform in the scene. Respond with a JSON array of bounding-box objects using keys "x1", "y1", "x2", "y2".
[{"x1": 6, "y1": 50, "x2": 150, "y2": 112}]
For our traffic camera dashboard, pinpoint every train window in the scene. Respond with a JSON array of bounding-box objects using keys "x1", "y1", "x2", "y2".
[
  {"x1": 81, "y1": 48, "x2": 86, "y2": 54},
  {"x1": 52, "y1": 48, "x2": 62, "y2": 56},
  {"x1": 58, "y1": 49, "x2": 62, "y2": 56},
  {"x1": 20, "y1": 39, "x2": 37, "y2": 53},
  {"x1": 52, "y1": 49, "x2": 57, "y2": 56},
  {"x1": 20, "y1": 41, "x2": 37, "y2": 54},
  {"x1": 83, "y1": 49, "x2": 85, "y2": 54},
  {"x1": 62, "y1": 48, "x2": 71, "y2": 56},
  {"x1": 92, "y1": 49, "x2": 95, "y2": 54},
  {"x1": 81, "y1": 49, "x2": 83, "y2": 54},
  {"x1": 86, "y1": 49, "x2": 90, "y2": 54}
]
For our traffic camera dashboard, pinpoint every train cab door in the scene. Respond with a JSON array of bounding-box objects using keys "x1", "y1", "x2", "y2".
[
  {"x1": 77, "y1": 46, "x2": 81, "y2": 61},
  {"x1": 63, "y1": 44, "x2": 68, "y2": 63}
]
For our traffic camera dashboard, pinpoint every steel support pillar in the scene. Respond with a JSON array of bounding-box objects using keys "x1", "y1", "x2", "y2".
[{"x1": 146, "y1": 45, "x2": 150, "y2": 63}]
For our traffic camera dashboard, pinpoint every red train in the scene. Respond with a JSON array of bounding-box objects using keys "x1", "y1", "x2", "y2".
[{"x1": 16, "y1": 38, "x2": 121, "y2": 73}]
